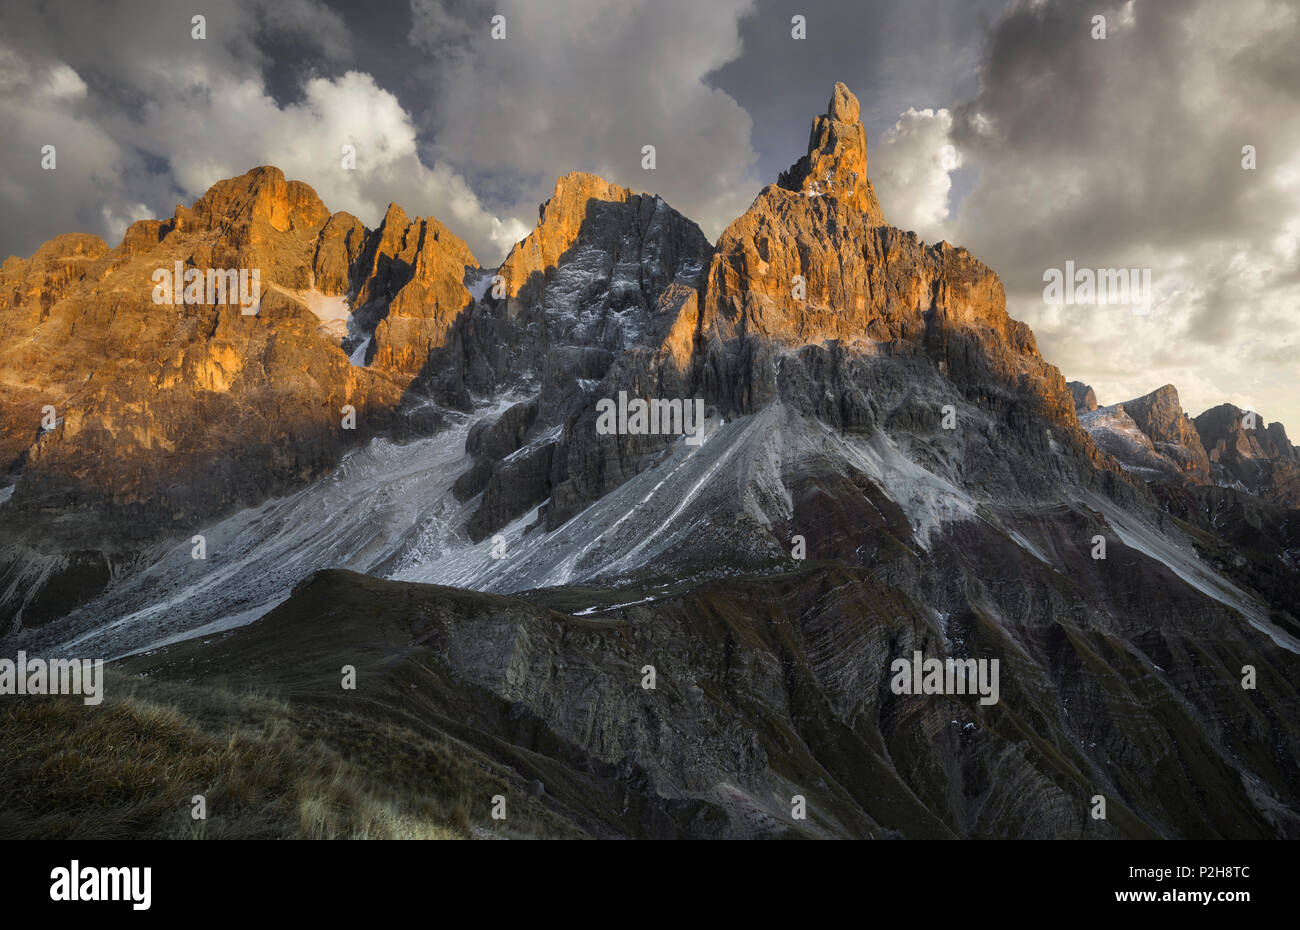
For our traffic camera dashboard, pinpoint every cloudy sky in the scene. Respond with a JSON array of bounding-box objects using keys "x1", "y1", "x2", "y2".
[{"x1": 2, "y1": 0, "x2": 1296, "y2": 430}]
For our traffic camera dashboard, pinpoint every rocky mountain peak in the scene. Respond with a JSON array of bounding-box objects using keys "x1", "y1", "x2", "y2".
[
  {"x1": 1090, "y1": 384, "x2": 1211, "y2": 483},
  {"x1": 1068, "y1": 380, "x2": 1098, "y2": 411},
  {"x1": 777, "y1": 82, "x2": 883, "y2": 220},
  {"x1": 827, "y1": 80, "x2": 861, "y2": 122},
  {"x1": 353, "y1": 201, "x2": 478, "y2": 306},
  {"x1": 379, "y1": 201, "x2": 412, "y2": 232},
  {"x1": 689, "y1": 81, "x2": 1084, "y2": 461},
  {"x1": 546, "y1": 171, "x2": 635, "y2": 214},
  {"x1": 496, "y1": 171, "x2": 637, "y2": 298},
  {"x1": 1122, "y1": 384, "x2": 1197, "y2": 443},
  {"x1": 189, "y1": 165, "x2": 330, "y2": 235},
  {"x1": 432, "y1": 167, "x2": 709, "y2": 394},
  {"x1": 1193, "y1": 403, "x2": 1300, "y2": 505},
  {"x1": 1194, "y1": 403, "x2": 1295, "y2": 460},
  {"x1": 0, "y1": 165, "x2": 488, "y2": 629},
  {"x1": 409, "y1": 167, "x2": 712, "y2": 537}
]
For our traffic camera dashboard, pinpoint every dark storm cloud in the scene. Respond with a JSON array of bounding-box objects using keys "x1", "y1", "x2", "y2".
[
  {"x1": 404, "y1": 0, "x2": 763, "y2": 243},
  {"x1": 951, "y1": 0, "x2": 1275, "y2": 269},
  {"x1": 710, "y1": 0, "x2": 1005, "y2": 184},
  {"x1": 946, "y1": 0, "x2": 1300, "y2": 427}
]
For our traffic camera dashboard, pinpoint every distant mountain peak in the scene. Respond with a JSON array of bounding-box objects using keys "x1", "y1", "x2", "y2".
[
  {"x1": 1068, "y1": 380, "x2": 1098, "y2": 411},
  {"x1": 1076, "y1": 384, "x2": 1300, "y2": 505},
  {"x1": 1193, "y1": 402, "x2": 1300, "y2": 503}
]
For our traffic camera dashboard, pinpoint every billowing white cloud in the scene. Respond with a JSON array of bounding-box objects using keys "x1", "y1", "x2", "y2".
[
  {"x1": 870, "y1": 107, "x2": 962, "y2": 241},
  {"x1": 0, "y1": 0, "x2": 528, "y2": 264},
  {"x1": 136, "y1": 67, "x2": 527, "y2": 261},
  {"x1": 100, "y1": 202, "x2": 153, "y2": 248},
  {"x1": 42, "y1": 63, "x2": 87, "y2": 100}
]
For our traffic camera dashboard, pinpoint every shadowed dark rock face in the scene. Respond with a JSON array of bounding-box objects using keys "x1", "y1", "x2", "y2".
[
  {"x1": 411, "y1": 171, "x2": 715, "y2": 541},
  {"x1": 1068, "y1": 380, "x2": 1098, "y2": 412},
  {"x1": 1, "y1": 84, "x2": 1298, "y2": 840},
  {"x1": 109, "y1": 567, "x2": 1300, "y2": 839},
  {"x1": 1194, "y1": 403, "x2": 1300, "y2": 507}
]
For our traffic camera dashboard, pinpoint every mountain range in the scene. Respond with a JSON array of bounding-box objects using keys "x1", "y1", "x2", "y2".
[{"x1": 2, "y1": 83, "x2": 1298, "y2": 839}]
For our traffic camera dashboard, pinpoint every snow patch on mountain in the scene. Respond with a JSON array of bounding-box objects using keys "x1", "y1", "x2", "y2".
[
  {"x1": 465, "y1": 266, "x2": 497, "y2": 302},
  {"x1": 44, "y1": 397, "x2": 523, "y2": 659},
  {"x1": 347, "y1": 336, "x2": 371, "y2": 366}
]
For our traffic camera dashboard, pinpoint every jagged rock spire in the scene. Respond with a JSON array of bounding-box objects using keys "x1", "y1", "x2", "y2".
[{"x1": 777, "y1": 82, "x2": 883, "y2": 221}]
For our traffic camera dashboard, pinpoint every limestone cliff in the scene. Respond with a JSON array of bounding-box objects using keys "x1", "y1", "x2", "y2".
[{"x1": 0, "y1": 166, "x2": 479, "y2": 627}]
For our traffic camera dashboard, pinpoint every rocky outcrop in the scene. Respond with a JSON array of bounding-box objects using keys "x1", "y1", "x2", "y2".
[
  {"x1": 1116, "y1": 384, "x2": 1211, "y2": 482},
  {"x1": 1194, "y1": 404, "x2": 1300, "y2": 507},
  {"x1": 1079, "y1": 403, "x2": 1174, "y2": 482},
  {"x1": 354, "y1": 205, "x2": 479, "y2": 376},
  {"x1": 1068, "y1": 380, "x2": 1098, "y2": 411},
  {"x1": 1076, "y1": 385, "x2": 1300, "y2": 506},
  {"x1": 537, "y1": 83, "x2": 1103, "y2": 530},
  {"x1": 777, "y1": 82, "x2": 884, "y2": 221},
  {"x1": 311, "y1": 211, "x2": 367, "y2": 296},
  {"x1": 483, "y1": 170, "x2": 709, "y2": 358},
  {"x1": 1077, "y1": 384, "x2": 1211, "y2": 485},
  {"x1": 423, "y1": 171, "x2": 713, "y2": 538}
]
